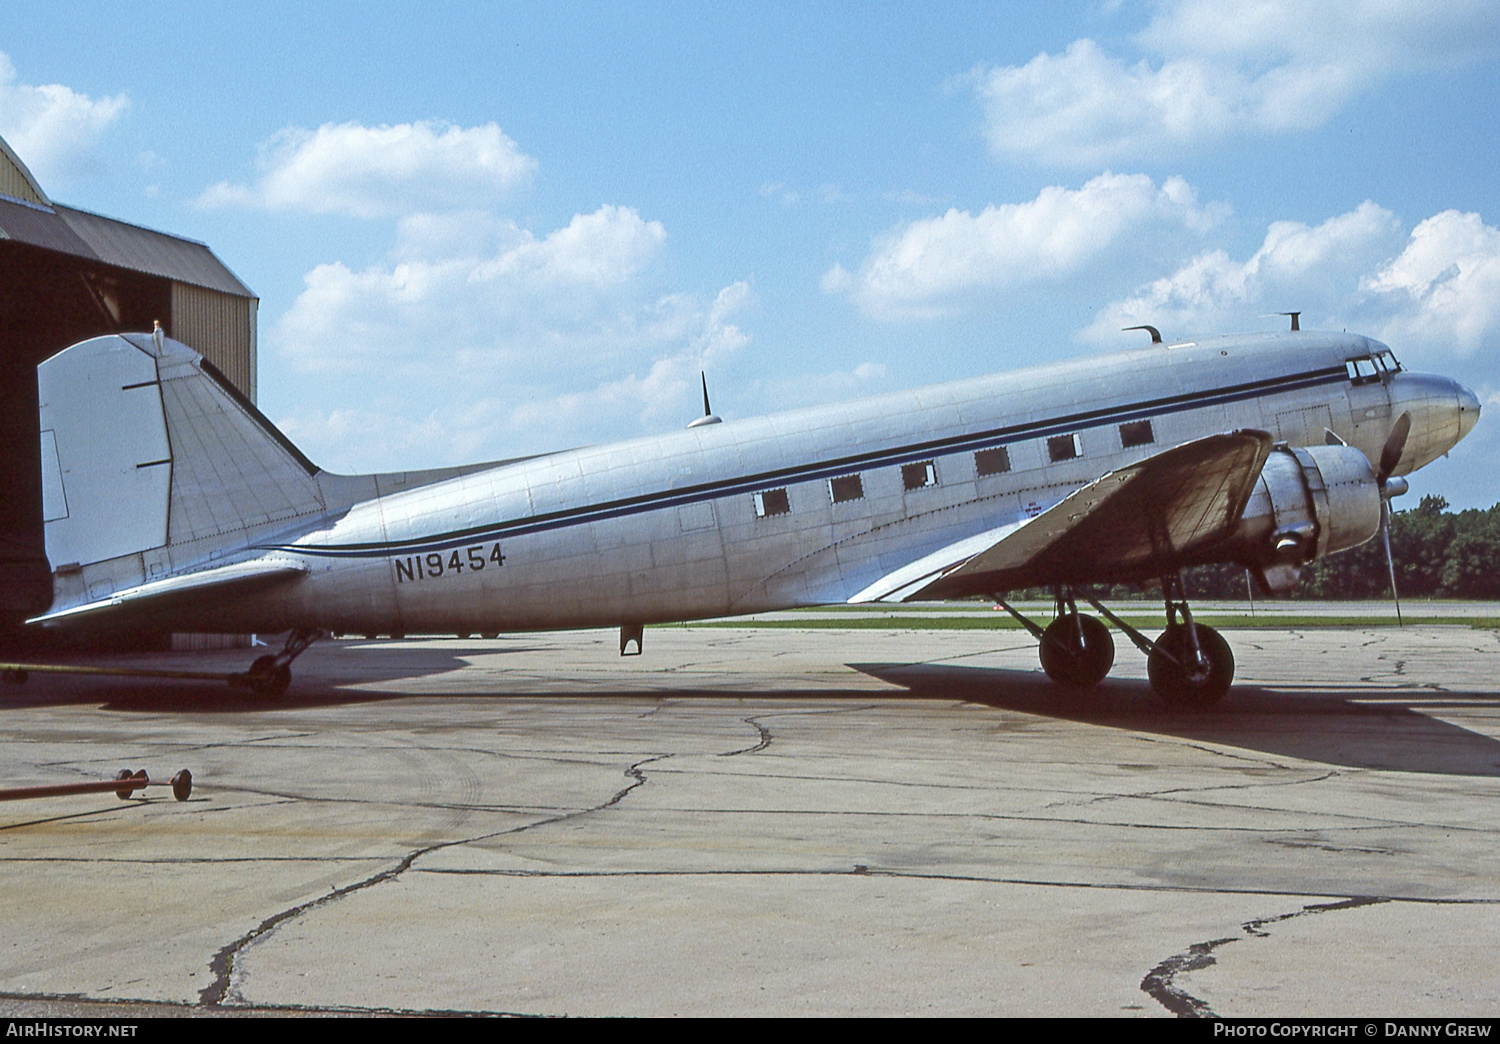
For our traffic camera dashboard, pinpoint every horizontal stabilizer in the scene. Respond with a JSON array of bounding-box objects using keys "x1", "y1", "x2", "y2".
[
  {"x1": 851, "y1": 430, "x2": 1272, "y2": 602},
  {"x1": 29, "y1": 558, "x2": 308, "y2": 628}
]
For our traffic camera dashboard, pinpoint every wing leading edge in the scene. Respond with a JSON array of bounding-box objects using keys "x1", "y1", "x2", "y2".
[{"x1": 850, "y1": 430, "x2": 1273, "y2": 603}]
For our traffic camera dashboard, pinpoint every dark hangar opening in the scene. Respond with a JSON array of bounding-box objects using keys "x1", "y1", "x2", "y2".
[{"x1": 0, "y1": 135, "x2": 258, "y2": 640}]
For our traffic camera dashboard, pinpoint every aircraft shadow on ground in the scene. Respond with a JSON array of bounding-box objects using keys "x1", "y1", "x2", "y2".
[
  {"x1": 6, "y1": 643, "x2": 1498, "y2": 777},
  {"x1": 850, "y1": 661, "x2": 1500, "y2": 778},
  {"x1": 0, "y1": 641, "x2": 553, "y2": 714}
]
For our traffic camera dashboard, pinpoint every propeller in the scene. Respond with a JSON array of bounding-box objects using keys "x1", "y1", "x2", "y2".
[{"x1": 1376, "y1": 413, "x2": 1411, "y2": 626}]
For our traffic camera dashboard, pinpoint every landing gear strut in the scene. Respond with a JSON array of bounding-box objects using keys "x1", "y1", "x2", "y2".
[
  {"x1": 1145, "y1": 574, "x2": 1233, "y2": 707},
  {"x1": 994, "y1": 572, "x2": 1235, "y2": 706},
  {"x1": 230, "y1": 628, "x2": 325, "y2": 698},
  {"x1": 1038, "y1": 587, "x2": 1114, "y2": 687},
  {"x1": 996, "y1": 588, "x2": 1115, "y2": 688}
]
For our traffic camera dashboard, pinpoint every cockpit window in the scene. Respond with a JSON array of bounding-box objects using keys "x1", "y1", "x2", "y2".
[
  {"x1": 1374, "y1": 349, "x2": 1402, "y2": 374},
  {"x1": 1346, "y1": 356, "x2": 1380, "y2": 385}
]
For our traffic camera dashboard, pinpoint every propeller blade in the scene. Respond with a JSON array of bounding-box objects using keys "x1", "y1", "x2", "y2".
[
  {"x1": 1379, "y1": 412, "x2": 1411, "y2": 482},
  {"x1": 1380, "y1": 498, "x2": 1403, "y2": 627}
]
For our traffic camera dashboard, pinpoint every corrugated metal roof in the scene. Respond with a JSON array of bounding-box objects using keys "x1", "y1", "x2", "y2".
[
  {"x1": 0, "y1": 196, "x2": 95, "y2": 258},
  {"x1": 57, "y1": 206, "x2": 254, "y2": 298}
]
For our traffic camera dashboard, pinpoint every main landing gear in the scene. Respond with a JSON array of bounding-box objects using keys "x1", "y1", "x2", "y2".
[{"x1": 994, "y1": 575, "x2": 1234, "y2": 707}]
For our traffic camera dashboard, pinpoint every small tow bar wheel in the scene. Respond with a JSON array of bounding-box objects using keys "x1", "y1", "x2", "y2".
[{"x1": 170, "y1": 769, "x2": 193, "y2": 802}]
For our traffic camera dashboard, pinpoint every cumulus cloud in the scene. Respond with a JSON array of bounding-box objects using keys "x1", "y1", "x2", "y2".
[
  {"x1": 1083, "y1": 201, "x2": 1404, "y2": 341},
  {"x1": 277, "y1": 280, "x2": 758, "y2": 469},
  {"x1": 0, "y1": 53, "x2": 128, "y2": 188},
  {"x1": 1084, "y1": 202, "x2": 1500, "y2": 364},
  {"x1": 276, "y1": 204, "x2": 669, "y2": 377},
  {"x1": 972, "y1": 1, "x2": 1500, "y2": 165},
  {"x1": 197, "y1": 120, "x2": 536, "y2": 217},
  {"x1": 828, "y1": 172, "x2": 1225, "y2": 318},
  {"x1": 1362, "y1": 210, "x2": 1500, "y2": 355}
]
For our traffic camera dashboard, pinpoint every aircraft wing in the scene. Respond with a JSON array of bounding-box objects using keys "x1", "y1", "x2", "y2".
[
  {"x1": 29, "y1": 557, "x2": 309, "y2": 628},
  {"x1": 850, "y1": 430, "x2": 1273, "y2": 603}
]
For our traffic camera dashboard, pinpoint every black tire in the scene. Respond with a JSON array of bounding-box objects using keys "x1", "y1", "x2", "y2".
[
  {"x1": 247, "y1": 655, "x2": 291, "y2": 698},
  {"x1": 1039, "y1": 614, "x2": 1115, "y2": 688},
  {"x1": 1147, "y1": 623, "x2": 1234, "y2": 707}
]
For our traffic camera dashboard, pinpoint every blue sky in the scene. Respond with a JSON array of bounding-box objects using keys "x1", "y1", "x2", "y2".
[{"x1": 4, "y1": 2, "x2": 1499, "y2": 506}]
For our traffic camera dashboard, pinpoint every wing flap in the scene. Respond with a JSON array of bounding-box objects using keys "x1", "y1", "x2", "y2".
[
  {"x1": 29, "y1": 557, "x2": 309, "y2": 627},
  {"x1": 851, "y1": 430, "x2": 1272, "y2": 603}
]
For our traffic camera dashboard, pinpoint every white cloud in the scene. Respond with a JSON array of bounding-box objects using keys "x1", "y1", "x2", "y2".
[
  {"x1": 1084, "y1": 201, "x2": 1403, "y2": 341},
  {"x1": 197, "y1": 120, "x2": 536, "y2": 217},
  {"x1": 277, "y1": 280, "x2": 758, "y2": 469},
  {"x1": 829, "y1": 172, "x2": 1225, "y2": 319},
  {"x1": 972, "y1": 1, "x2": 1500, "y2": 165},
  {"x1": 1084, "y1": 201, "x2": 1500, "y2": 363},
  {"x1": 1362, "y1": 210, "x2": 1500, "y2": 355},
  {"x1": 276, "y1": 204, "x2": 669, "y2": 377},
  {"x1": 0, "y1": 53, "x2": 128, "y2": 188}
]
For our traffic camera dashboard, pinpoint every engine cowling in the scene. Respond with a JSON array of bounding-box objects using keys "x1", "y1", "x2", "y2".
[{"x1": 1230, "y1": 445, "x2": 1382, "y2": 592}]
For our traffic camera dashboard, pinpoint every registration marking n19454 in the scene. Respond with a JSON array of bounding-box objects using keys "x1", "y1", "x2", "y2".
[{"x1": 394, "y1": 543, "x2": 505, "y2": 583}]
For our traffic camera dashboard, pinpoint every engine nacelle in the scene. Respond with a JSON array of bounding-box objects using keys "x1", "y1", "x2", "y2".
[{"x1": 1230, "y1": 445, "x2": 1382, "y2": 592}]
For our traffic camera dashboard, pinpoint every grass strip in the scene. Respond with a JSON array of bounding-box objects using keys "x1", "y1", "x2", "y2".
[{"x1": 682, "y1": 615, "x2": 1500, "y2": 631}]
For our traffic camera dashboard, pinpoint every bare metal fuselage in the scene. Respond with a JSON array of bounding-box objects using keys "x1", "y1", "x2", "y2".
[
  {"x1": 180, "y1": 332, "x2": 1468, "y2": 636},
  {"x1": 39, "y1": 330, "x2": 1477, "y2": 638}
]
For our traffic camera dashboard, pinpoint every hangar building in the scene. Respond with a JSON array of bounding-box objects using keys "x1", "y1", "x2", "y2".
[{"x1": 0, "y1": 134, "x2": 258, "y2": 637}]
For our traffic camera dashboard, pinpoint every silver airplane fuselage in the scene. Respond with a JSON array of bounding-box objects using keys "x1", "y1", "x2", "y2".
[{"x1": 188, "y1": 330, "x2": 1474, "y2": 638}]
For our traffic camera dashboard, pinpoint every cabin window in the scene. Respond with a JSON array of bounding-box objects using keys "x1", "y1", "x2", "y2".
[
  {"x1": 974, "y1": 447, "x2": 1011, "y2": 477},
  {"x1": 828, "y1": 474, "x2": 864, "y2": 504},
  {"x1": 1347, "y1": 357, "x2": 1380, "y2": 385},
  {"x1": 1119, "y1": 420, "x2": 1154, "y2": 449},
  {"x1": 753, "y1": 488, "x2": 790, "y2": 517},
  {"x1": 901, "y1": 460, "x2": 937, "y2": 491},
  {"x1": 1047, "y1": 433, "x2": 1082, "y2": 462}
]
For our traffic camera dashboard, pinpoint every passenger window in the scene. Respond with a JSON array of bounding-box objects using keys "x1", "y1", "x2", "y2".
[
  {"x1": 975, "y1": 447, "x2": 1010, "y2": 476},
  {"x1": 901, "y1": 461, "x2": 937, "y2": 490},
  {"x1": 1047, "y1": 434, "x2": 1082, "y2": 462},
  {"x1": 1119, "y1": 420, "x2": 1154, "y2": 449},
  {"x1": 753, "y1": 488, "x2": 790, "y2": 517},
  {"x1": 828, "y1": 474, "x2": 864, "y2": 504}
]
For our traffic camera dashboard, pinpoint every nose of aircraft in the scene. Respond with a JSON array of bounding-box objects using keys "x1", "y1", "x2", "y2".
[
  {"x1": 1385, "y1": 372, "x2": 1480, "y2": 474},
  {"x1": 1457, "y1": 381, "x2": 1481, "y2": 443}
]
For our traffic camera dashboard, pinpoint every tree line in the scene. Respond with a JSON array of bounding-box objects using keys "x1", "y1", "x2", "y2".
[{"x1": 1184, "y1": 495, "x2": 1500, "y2": 600}]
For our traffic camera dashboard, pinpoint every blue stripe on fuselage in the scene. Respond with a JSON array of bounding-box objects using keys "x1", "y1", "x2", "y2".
[{"x1": 259, "y1": 364, "x2": 1348, "y2": 559}]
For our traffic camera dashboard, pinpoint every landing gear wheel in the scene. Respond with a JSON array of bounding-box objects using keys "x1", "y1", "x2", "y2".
[
  {"x1": 1148, "y1": 623, "x2": 1234, "y2": 708},
  {"x1": 246, "y1": 655, "x2": 291, "y2": 698},
  {"x1": 1039, "y1": 614, "x2": 1115, "y2": 688}
]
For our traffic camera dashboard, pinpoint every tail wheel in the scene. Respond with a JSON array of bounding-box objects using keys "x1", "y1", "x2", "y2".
[
  {"x1": 246, "y1": 655, "x2": 291, "y2": 698},
  {"x1": 1148, "y1": 623, "x2": 1234, "y2": 707},
  {"x1": 1039, "y1": 614, "x2": 1115, "y2": 688}
]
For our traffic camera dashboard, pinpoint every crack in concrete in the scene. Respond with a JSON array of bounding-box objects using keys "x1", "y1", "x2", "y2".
[
  {"x1": 1050, "y1": 769, "x2": 1340, "y2": 813},
  {"x1": 720, "y1": 717, "x2": 771, "y2": 756},
  {"x1": 197, "y1": 752, "x2": 669, "y2": 1010},
  {"x1": 1141, "y1": 896, "x2": 1388, "y2": 1017}
]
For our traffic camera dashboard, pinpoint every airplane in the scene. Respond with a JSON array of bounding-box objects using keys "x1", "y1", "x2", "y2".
[{"x1": 22, "y1": 320, "x2": 1479, "y2": 705}]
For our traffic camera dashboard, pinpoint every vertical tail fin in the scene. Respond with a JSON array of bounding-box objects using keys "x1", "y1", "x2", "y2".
[{"x1": 39, "y1": 333, "x2": 325, "y2": 603}]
